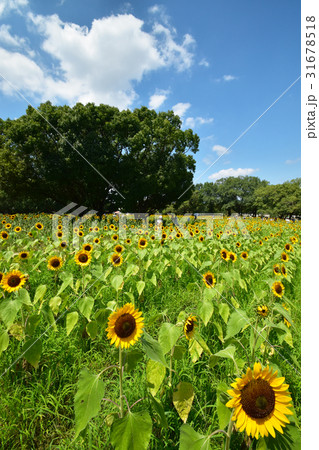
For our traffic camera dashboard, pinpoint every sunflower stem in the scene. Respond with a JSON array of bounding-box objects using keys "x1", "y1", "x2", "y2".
[
  {"x1": 251, "y1": 317, "x2": 259, "y2": 363},
  {"x1": 224, "y1": 411, "x2": 233, "y2": 450},
  {"x1": 119, "y1": 347, "x2": 124, "y2": 418}
]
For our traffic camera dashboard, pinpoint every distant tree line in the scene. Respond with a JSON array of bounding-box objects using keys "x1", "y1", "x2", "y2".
[{"x1": 0, "y1": 102, "x2": 300, "y2": 217}]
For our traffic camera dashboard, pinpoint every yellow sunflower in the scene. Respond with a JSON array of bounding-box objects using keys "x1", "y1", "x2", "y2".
[
  {"x1": 203, "y1": 271, "x2": 216, "y2": 288},
  {"x1": 60, "y1": 241, "x2": 67, "y2": 249},
  {"x1": 112, "y1": 234, "x2": 119, "y2": 242},
  {"x1": 273, "y1": 264, "x2": 281, "y2": 276},
  {"x1": 48, "y1": 256, "x2": 63, "y2": 271},
  {"x1": 75, "y1": 250, "x2": 92, "y2": 267},
  {"x1": 240, "y1": 251, "x2": 249, "y2": 260},
  {"x1": 14, "y1": 226, "x2": 22, "y2": 233},
  {"x1": 110, "y1": 253, "x2": 123, "y2": 267},
  {"x1": 272, "y1": 281, "x2": 285, "y2": 298},
  {"x1": 220, "y1": 249, "x2": 229, "y2": 261},
  {"x1": 1, "y1": 231, "x2": 9, "y2": 240},
  {"x1": 1, "y1": 270, "x2": 27, "y2": 293},
  {"x1": 228, "y1": 251, "x2": 237, "y2": 263},
  {"x1": 19, "y1": 251, "x2": 29, "y2": 260},
  {"x1": 35, "y1": 222, "x2": 44, "y2": 230},
  {"x1": 114, "y1": 244, "x2": 124, "y2": 253},
  {"x1": 284, "y1": 243, "x2": 293, "y2": 252},
  {"x1": 226, "y1": 362, "x2": 293, "y2": 439},
  {"x1": 281, "y1": 265, "x2": 287, "y2": 277},
  {"x1": 138, "y1": 238, "x2": 148, "y2": 249},
  {"x1": 82, "y1": 243, "x2": 93, "y2": 252},
  {"x1": 184, "y1": 315, "x2": 197, "y2": 340},
  {"x1": 106, "y1": 303, "x2": 144, "y2": 349},
  {"x1": 257, "y1": 305, "x2": 269, "y2": 317},
  {"x1": 281, "y1": 252, "x2": 289, "y2": 262},
  {"x1": 125, "y1": 238, "x2": 132, "y2": 245}
]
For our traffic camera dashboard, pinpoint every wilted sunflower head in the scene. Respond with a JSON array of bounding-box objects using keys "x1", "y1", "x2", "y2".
[
  {"x1": 75, "y1": 250, "x2": 92, "y2": 267},
  {"x1": 203, "y1": 271, "x2": 216, "y2": 289},
  {"x1": 257, "y1": 305, "x2": 269, "y2": 317},
  {"x1": 184, "y1": 315, "x2": 197, "y2": 340},
  {"x1": 48, "y1": 256, "x2": 63, "y2": 271},
  {"x1": 106, "y1": 303, "x2": 144, "y2": 349},
  {"x1": 110, "y1": 253, "x2": 123, "y2": 267},
  {"x1": 138, "y1": 238, "x2": 148, "y2": 249},
  {"x1": 272, "y1": 281, "x2": 284, "y2": 298},
  {"x1": 226, "y1": 362, "x2": 293, "y2": 440},
  {"x1": 1, "y1": 270, "x2": 27, "y2": 292}
]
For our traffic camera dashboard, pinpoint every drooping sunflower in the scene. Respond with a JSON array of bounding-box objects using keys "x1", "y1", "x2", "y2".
[
  {"x1": 138, "y1": 238, "x2": 148, "y2": 249},
  {"x1": 1, "y1": 270, "x2": 27, "y2": 293},
  {"x1": 272, "y1": 281, "x2": 285, "y2": 298},
  {"x1": 257, "y1": 305, "x2": 269, "y2": 317},
  {"x1": 220, "y1": 249, "x2": 229, "y2": 261},
  {"x1": 106, "y1": 303, "x2": 144, "y2": 349},
  {"x1": 19, "y1": 251, "x2": 29, "y2": 260},
  {"x1": 110, "y1": 253, "x2": 123, "y2": 267},
  {"x1": 240, "y1": 251, "x2": 249, "y2": 260},
  {"x1": 203, "y1": 271, "x2": 216, "y2": 288},
  {"x1": 184, "y1": 315, "x2": 197, "y2": 340},
  {"x1": 75, "y1": 250, "x2": 92, "y2": 267},
  {"x1": 228, "y1": 251, "x2": 237, "y2": 263},
  {"x1": 281, "y1": 252, "x2": 289, "y2": 262},
  {"x1": 273, "y1": 264, "x2": 281, "y2": 276},
  {"x1": 226, "y1": 362, "x2": 293, "y2": 439},
  {"x1": 48, "y1": 256, "x2": 63, "y2": 271}
]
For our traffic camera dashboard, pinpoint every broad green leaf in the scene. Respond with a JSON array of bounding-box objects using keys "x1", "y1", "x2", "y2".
[
  {"x1": 25, "y1": 314, "x2": 41, "y2": 335},
  {"x1": 146, "y1": 360, "x2": 166, "y2": 396},
  {"x1": 94, "y1": 308, "x2": 111, "y2": 328},
  {"x1": 194, "y1": 335, "x2": 212, "y2": 356},
  {"x1": 57, "y1": 272, "x2": 73, "y2": 295},
  {"x1": 124, "y1": 264, "x2": 139, "y2": 278},
  {"x1": 179, "y1": 423, "x2": 211, "y2": 450},
  {"x1": 74, "y1": 368, "x2": 105, "y2": 438},
  {"x1": 41, "y1": 304, "x2": 57, "y2": 331},
  {"x1": 86, "y1": 321, "x2": 98, "y2": 339},
  {"x1": 173, "y1": 382, "x2": 194, "y2": 423},
  {"x1": 78, "y1": 296, "x2": 94, "y2": 320},
  {"x1": 33, "y1": 284, "x2": 47, "y2": 304},
  {"x1": 110, "y1": 410, "x2": 152, "y2": 450},
  {"x1": 136, "y1": 280, "x2": 145, "y2": 296},
  {"x1": 149, "y1": 395, "x2": 168, "y2": 429},
  {"x1": 111, "y1": 275, "x2": 124, "y2": 291},
  {"x1": 225, "y1": 310, "x2": 249, "y2": 339},
  {"x1": 141, "y1": 332, "x2": 167, "y2": 367},
  {"x1": 22, "y1": 337, "x2": 42, "y2": 369},
  {"x1": 66, "y1": 311, "x2": 79, "y2": 336},
  {"x1": 0, "y1": 331, "x2": 9, "y2": 355},
  {"x1": 214, "y1": 345, "x2": 236, "y2": 360},
  {"x1": 176, "y1": 267, "x2": 182, "y2": 278},
  {"x1": 49, "y1": 296, "x2": 62, "y2": 315},
  {"x1": 218, "y1": 303, "x2": 230, "y2": 324},
  {"x1": 173, "y1": 345, "x2": 186, "y2": 360},
  {"x1": 0, "y1": 298, "x2": 23, "y2": 328},
  {"x1": 158, "y1": 323, "x2": 182, "y2": 354},
  {"x1": 17, "y1": 288, "x2": 31, "y2": 305},
  {"x1": 198, "y1": 299, "x2": 214, "y2": 326},
  {"x1": 150, "y1": 273, "x2": 157, "y2": 286},
  {"x1": 124, "y1": 350, "x2": 144, "y2": 372},
  {"x1": 9, "y1": 323, "x2": 24, "y2": 341},
  {"x1": 104, "y1": 266, "x2": 112, "y2": 279},
  {"x1": 189, "y1": 339, "x2": 203, "y2": 363}
]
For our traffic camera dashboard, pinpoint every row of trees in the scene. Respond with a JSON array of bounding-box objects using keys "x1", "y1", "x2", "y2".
[{"x1": 0, "y1": 102, "x2": 300, "y2": 217}]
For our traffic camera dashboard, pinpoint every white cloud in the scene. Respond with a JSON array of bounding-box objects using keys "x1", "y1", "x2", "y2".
[
  {"x1": 0, "y1": 24, "x2": 26, "y2": 47},
  {"x1": 149, "y1": 90, "x2": 169, "y2": 109},
  {"x1": 285, "y1": 157, "x2": 300, "y2": 165},
  {"x1": 0, "y1": 12, "x2": 196, "y2": 109},
  {"x1": 209, "y1": 168, "x2": 257, "y2": 181},
  {"x1": 223, "y1": 74, "x2": 237, "y2": 81},
  {"x1": 212, "y1": 144, "x2": 228, "y2": 157},
  {"x1": 184, "y1": 116, "x2": 214, "y2": 128},
  {"x1": 199, "y1": 58, "x2": 209, "y2": 67},
  {"x1": 172, "y1": 102, "x2": 191, "y2": 117},
  {"x1": 0, "y1": 0, "x2": 28, "y2": 16}
]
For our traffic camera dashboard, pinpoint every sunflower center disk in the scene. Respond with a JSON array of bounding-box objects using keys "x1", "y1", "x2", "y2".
[
  {"x1": 8, "y1": 275, "x2": 21, "y2": 287},
  {"x1": 52, "y1": 259, "x2": 60, "y2": 267},
  {"x1": 241, "y1": 379, "x2": 275, "y2": 419},
  {"x1": 114, "y1": 313, "x2": 136, "y2": 338},
  {"x1": 186, "y1": 322, "x2": 194, "y2": 332},
  {"x1": 79, "y1": 255, "x2": 88, "y2": 263}
]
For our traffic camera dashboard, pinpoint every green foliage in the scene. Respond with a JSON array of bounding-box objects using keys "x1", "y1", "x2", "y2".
[
  {"x1": 110, "y1": 411, "x2": 152, "y2": 450},
  {"x1": 179, "y1": 423, "x2": 211, "y2": 449}
]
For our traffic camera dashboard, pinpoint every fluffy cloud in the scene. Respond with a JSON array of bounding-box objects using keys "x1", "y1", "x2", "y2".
[
  {"x1": 184, "y1": 116, "x2": 214, "y2": 128},
  {"x1": 172, "y1": 102, "x2": 191, "y2": 117},
  {"x1": 212, "y1": 144, "x2": 228, "y2": 157},
  {"x1": 209, "y1": 168, "x2": 257, "y2": 180},
  {"x1": 223, "y1": 74, "x2": 237, "y2": 81},
  {"x1": 199, "y1": 58, "x2": 209, "y2": 67},
  {"x1": 0, "y1": 24, "x2": 26, "y2": 47},
  {"x1": 285, "y1": 157, "x2": 300, "y2": 164},
  {"x1": 149, "y1": 90, "x2": 169, "y2": 109},
  {"x1": 0, "y1": 11, "x2": 196, "y2": 109},
  {"x1": 0, "y1": 0, "x2": 28, "y2": 16}
]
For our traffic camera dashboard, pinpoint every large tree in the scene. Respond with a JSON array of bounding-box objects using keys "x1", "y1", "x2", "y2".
[{"x1": 0, "y1": 102, "x2": 199, "y2": 213}]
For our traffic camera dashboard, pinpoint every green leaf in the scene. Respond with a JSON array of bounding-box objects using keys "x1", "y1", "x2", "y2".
[
  {"x1": 149, "y1": 395, "x2": 168, "y2": 429},
  {"x1": 146, "y1": 359, "x2": 166, "y2": 396},
  {"x1": 179, "y1": 423, "x2": 211, "y2": 450},
  {"x1": 0, "y1": 298, "x2": 23, "y2": 328},
  {"x1": 0, "y1": 331, "x2": 9, "y2": 355},
  {"x1": 214, "y1": 345, "x2": 236, "y2": 360},
  {"x1": 149, "y1": 272, "x2": 157, "y2": 286},
  {"x1": 218, "y1": 303, "x2": 230, "y2": 324},
  {"x1": 25, "y1": 314, "x2": 41, "y2": 335},
  {"x1": 173, "y1": 382, "x2": 194, "y2": 423},
  {"x1": 57, "y1": 272, "x2": 73, "y2": 295},
  {"x1": 49, "y1": 296, "x2": 62, "y2": 315},
  {"x1": 74, "y1": 368, "x2": 105, "y2": 438},
  {"x1": 33, "y1": 284, "x2": 47, "y2": 304},
  {"x1": 86, "y1": 321, "x2": 98, "y2": 339},
  {"x1": 78, "y1": 296, "x2": 94, "y2": 320},
  {"x1": 141, "y1": 332, "x2": 167, "y2": 366},
  {"x1": 189, "y1": 339, "x2": 203, "y2": 363},
  {"x1": 66, "y1": 311, "x2": 79, "y2": 336},
  {"x1": 273, "y1": 304, "x2": 294, "y2": 329},
  {"x1": 111, "y1": 275, "x2": 124, "y2": 291},
  {"x1": 173, "y1": 345, "x2": 186, "y2": 360},
  {"x1": 136, "y1": 280, "x2": 145, "y2": 296},
  {"x1": 198, "y1": 299, "x2": 214, "y2": 326},
  {"x1": 110, "y1": 410, "x2": 152, "y2": 450},
  {"x1": 22, "y1": 337, "x2": 42, "y2": 369},
  {"x1": 158, "y1": 322, "x2": 182, "y2": 354},
  {"x1": 124, "y1": 350, "x2": 144, "y2": 372},
  {"x1": 94, "y1": 308, "x2": 111, "y2": 328},
  {"x1": 17, "y1": 288, "x2": 31, "y2": 305},
  {"x1": 124, "y1": 264, "x2": 139, "y2": 277},
  {"x1": 225, "y1": 310, "x2": 249, "y2": 339}
]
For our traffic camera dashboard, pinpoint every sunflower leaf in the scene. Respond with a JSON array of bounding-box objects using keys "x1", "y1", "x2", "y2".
[
  {"x1": 74, "y1": 368, "x2": 105, "y2": 439},
  {"x1": 149, "y1": 395, "x2": 168, "y2": 429},
  {"x1": 66, "y1": 311, "x2": 79, "y2": 336},
  {"x1": 146, "y1": 359, "x2": 166, "y2": 396},
  {"x1": 141, "y1": 332, "x2": 167, "y2": 367},
  {"x1": 33, "y1": 284, "x2": 47, "y2": 304},
  {"x1": 111, "y1": 275, "x2": 124, "y2": 291},
  {"x1": 110, "y1": 410, "x2": 152, "y2": 450},
  {"x1": 179, "y1": 423, "x2": 211, "y2": 450},
  {"x1": 78, "y1": 296, "x2": 94, "y2": 320},
  {"x1": 198, "y1": 299, "x2": 214, "y2": 326},
  {"x1": 0, "y1": 331, "x2": 9, "y2": 355},
  {"x1": 173, "y1": 382, "x2": 194, "y2": 423},
  {"x1": 225, "y1": 310, "x2": 250, "y2": 339},
  {"x1": 22, "y1": 337, "x2": 42, "y2": 369},
  {"x1": 158, "y1": 323, "x2": 182, "y2": 354},
  {"x1": 136, "y1": 280, "x2": 145, "y2": 296},
  {"x1": 272, "y1": 304, "x2": 294, "y2": 329}
]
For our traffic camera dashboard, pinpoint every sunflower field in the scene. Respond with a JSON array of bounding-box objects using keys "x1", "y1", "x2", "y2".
[{"x1": 0, "y1": 213, "x2": 301, "y2": 449}]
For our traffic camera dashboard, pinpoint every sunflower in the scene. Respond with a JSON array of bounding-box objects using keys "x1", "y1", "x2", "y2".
[
  {"x1": 60, "y1": 241, "x2": 67, "y2": 249},
  {"x1": 114, "y1": 244, "x2": 124, "y2": 253},
  {"x1": 203, "y1": 271, "x2": 216, "y2": 288},
  {"x1": 78, "y1": 231, "x2": 84, "y2": 237},
  {"x1": 281, "y1": 265, "x2": 287, "y2": 277},
  {"x1": 47, "y1": 256, "x2": 63, "y2": 271},
  {"x1": 220, "y1": 249, "x2": 229, "y2": 261},
  {"x1": 56, "y1": 231, "x2": 63, "y2": 239},
  {"x1": 198, "y1": 235, "x2": 204, "y2": 242},
  {"x1": 282, "y1": 303, "x2": 292, "y2": 328},
  {"x1": 273, "y1": 264, "x2": 281, "y2": 276},
  {"x1": 257, "y1": 305, "x2": 269, "y2": 317},
  {"x1": 1, "y1": 270, "x2": 27, "y2": 293},
  {"x1": 228, "y1": 251, "x2": 237, "y2": 263},
  {"x1": 110, "y1": 253, "x2": 123, "y2": 267},
  {"x1": 236, "y1": 242, "x2": 241, "y2": 248},
  {"x1": 125, "y1": 238, "x2": 132, "y2": 245},
  {"x1": 138, "y1": 238, "x2": 148, "y2": 249},
  {"x1": 35, "y1": 222, "x2": 43, "y2": 230},
  {"x1": 14, "y1": 226, "x2": 21, "y2": 233},
  {"x1": 240, "y1": 251, "x2": 249, "y2": 260},
  {"x1": 5, "y1": 223, "x2": 11, "y2": 229},
  {"x1": 19, "y1": 251, "x2": 29, "y2": 260},
  {"x1": 281, "y1": 252, "x2": 289, "y2": 262},
  {"x1": 93, "y1": 238, "x2": 100, "y2": 244},
  {"x1": 150, "y1": 235, "x2": 155, "y2": 241},
  {"x1": 112, "y1": 234, "x2": 119, "y2": 242},
  {"x1": 259, "y1": 240, "x2": 263, "y2": 246},
  {"x1": 226, "y1": 362, "x2": 293, "y2": 439},
  {"x1": 106, "y1": 303, "x2": 144, "y2": 349},
  {"x1": 272, "y1": 281, "x2": 285, "y2": 298},
  {"x1": 184, "y1": 315, "x2": 197, "y2": 340},
  {"x1": 284, "y1": 243, "x2": 293, "y2": 252},
  {"x1": 1, "y1": 231, "x2": 9, "y2": 240},
  {"x1": 82, "y1": 243, "x2": 93, "y2": 252},
  {"x1": 75, "y1": 250, "x2": 92, "y2": 267}
]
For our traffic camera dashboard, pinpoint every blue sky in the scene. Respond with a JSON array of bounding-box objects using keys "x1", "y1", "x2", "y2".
[{"x1": 0, "y1": 0, "x2": 301, "y2": 185}]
